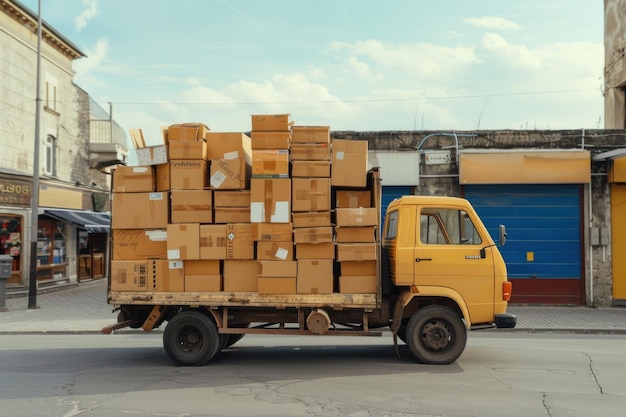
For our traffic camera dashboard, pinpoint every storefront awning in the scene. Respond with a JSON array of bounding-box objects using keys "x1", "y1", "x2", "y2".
[{"x1": 43, "y1": 209, "x2": 110, "y2": 233}]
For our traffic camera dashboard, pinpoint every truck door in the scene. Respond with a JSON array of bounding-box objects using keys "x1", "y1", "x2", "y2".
[{"x1": 415, "y1": 206, "x2": 496, "y2": 324}]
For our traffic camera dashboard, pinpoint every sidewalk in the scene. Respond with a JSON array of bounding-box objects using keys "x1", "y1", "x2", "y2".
[{"x1": 1, "y1": 279, "x2": 625, "y2": 334}]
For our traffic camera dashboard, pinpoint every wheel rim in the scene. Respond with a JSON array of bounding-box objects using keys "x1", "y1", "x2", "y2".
[
  {"x1": 420, "y1": 319, "x2": 453, "y2": 352},
  {"x1": 177, "y1": 325, "x2": 204, "y2": 355}
]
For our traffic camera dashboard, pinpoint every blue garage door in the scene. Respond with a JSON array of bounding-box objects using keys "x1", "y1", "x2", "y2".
[
  {"x1": 464, "y1": 184, "x2": 584, "y2": 304},
  {"x1": 381, "y1": 186, "x2": 412, "y2": 227}
]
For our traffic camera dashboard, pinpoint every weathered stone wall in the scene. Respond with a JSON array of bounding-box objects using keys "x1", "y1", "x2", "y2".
[{"x1": 605, "y1": 0, "x2": 626, "y2": 128}]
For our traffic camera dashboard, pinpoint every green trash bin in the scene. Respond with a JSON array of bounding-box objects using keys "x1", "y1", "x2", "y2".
[{"x1": 0, "y1": 254, "x2": 12, "y2": 312}]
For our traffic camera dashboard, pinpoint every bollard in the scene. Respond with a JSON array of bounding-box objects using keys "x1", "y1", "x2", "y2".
[{"x1": 0, "y1": 254, "x2": 13, "y2": 312}]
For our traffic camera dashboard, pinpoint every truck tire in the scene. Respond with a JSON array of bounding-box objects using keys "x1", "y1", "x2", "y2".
[
  {"x1": 406, "y1": 305, "x2": 467, "y2": 365},
  {"x1": 163, "y1": 311, "x2": 220, "y2": 366}
]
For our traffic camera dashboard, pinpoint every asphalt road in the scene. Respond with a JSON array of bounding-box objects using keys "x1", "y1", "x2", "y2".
[{"x1": 1, "y1": 332, "x2": 625, "y2": 417}]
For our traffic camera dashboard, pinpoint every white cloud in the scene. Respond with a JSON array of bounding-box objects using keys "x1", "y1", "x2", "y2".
[
  {"x1": 345, "y1": 56, "x2": 384, "y2": 81},
  {"x1": 75, "y1": 0, "x2": 99, "y2": 31},
  {"x1": 74, "y1": 38, "x2": 109, "y2": 79},
  {"x1": 481, "y1": 33, "x2": 542, "y2": 69},
  {"x1": 464, "y1": 16, "x2": 520, "y2": 30}
]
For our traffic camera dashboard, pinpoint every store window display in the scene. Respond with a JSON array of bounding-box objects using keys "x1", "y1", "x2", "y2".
[{"x1": 0, "y1": 215, "x2": 22, "y2": 284}]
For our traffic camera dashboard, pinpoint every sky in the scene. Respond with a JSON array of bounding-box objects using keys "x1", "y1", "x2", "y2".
[{"x1": 20, "y1": 0, "x2": 605, "y2": 152}]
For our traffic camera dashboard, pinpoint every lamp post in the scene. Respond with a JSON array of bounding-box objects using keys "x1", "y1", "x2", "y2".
[{"x1": 28, "y1": 0, "x2": 43, "y2": 309}]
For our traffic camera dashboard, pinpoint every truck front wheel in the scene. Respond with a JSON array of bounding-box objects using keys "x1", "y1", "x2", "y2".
[
  {"x1": 163, "y1": 311, "x2": 220, "y2": 366},
  {"x1": 406, "y1": 305, "x2": 467, "y2": 365}
]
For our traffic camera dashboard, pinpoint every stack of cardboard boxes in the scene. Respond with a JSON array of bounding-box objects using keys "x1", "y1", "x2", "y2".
[{"x1": 110, "y1": 115, "x2": 377, "y2": 295}]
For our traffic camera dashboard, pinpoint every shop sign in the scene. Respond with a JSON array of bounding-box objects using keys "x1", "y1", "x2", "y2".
[{"x1": 0, "y1": 178, "x2": 32, "y2": 206}]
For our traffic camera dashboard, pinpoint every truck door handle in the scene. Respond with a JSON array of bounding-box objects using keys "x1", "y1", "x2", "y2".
[{"x1": 416, "y1": 258, "x2": 432, "y2": 262}]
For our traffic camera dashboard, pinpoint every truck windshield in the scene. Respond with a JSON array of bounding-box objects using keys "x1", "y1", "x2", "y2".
[{"x1": 420, "y1": 208, "x2": 482, "y2": 245}]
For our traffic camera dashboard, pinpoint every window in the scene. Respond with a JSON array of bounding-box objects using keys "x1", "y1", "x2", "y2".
[
  {"x1": 384, "y1": 210, "x2": 399, "y2": 239},
  {"x1": 45, "y1": 74, "x2": 58, "y2": 113},
  {"x1": 420, "y1": 208, "x2": 482, "y2": 245},
  {"x1": 45, "y1": 135, "x2": 57, "y2": 176}
]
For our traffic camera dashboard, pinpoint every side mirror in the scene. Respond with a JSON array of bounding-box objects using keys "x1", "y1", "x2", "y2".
[{"x1": 499, "y1": 224, "x2": 507, "y2": 246}]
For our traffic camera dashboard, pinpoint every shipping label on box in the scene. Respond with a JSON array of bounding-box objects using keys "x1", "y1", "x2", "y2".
[
  {"x1": 167, "y1": 223, "x2": 200, "y2": 260},
  {"x1": 291, "y1": 160, "x2": 331, "y2": 178},
  {"x1": 257, "y1": 241, "x2": 294, "y2": 260},
  {"x1": 292, "y1": 211, "x2": 331, "y2": 228},
  {"x1": 214, "y1": 207, "x2": 250, "y2": 224},
  {"x1": 291, "y1": 126, "x2": 330, "y2": 144},
  {"x1": 254, "y1": 223, "x2": 293, "y2": 242},
  {"x1": 210, "y1": 158, "x2": 248, "y2": 190},
  {"x1": 290, "y1": 143, "x2": 331, "y2": 161},
  {"x1": 292, "y1": 178, "x2": 330, "y2": 212},
  {"x1": 251, "y1": 114, "x2": 291, "y2": 131},
  {"x1": 111, "y1": 260, "x2": 147, "y2": 291},
  {"x1": 113, "y1": 166, "x2": 155, "y2": 193},
  {"x1": 149, "y1": 259, "x2": 184, "y2": 292},
  {"x1": 250, "y1": 178, "x2": 291, "y2": 223},
  {"x1": 260, "y1": 260, "x2": 297, "y2": 277},
  {"x1": 340, "y1": 260, "x2": 377, "y2": 276},
  {"x1": 336, "y1": 243, "x2": 378, "y2": 261},
  {"x1": 335, "y1": 208, "x2": 378, "y2": 227},
  {"x1": 168, "y1": 140, "x2": 207, "y2": 160},
  {"x1": 213, "y1": 190, "x2": 251, "y2": 207},
  {"x1": 171, "y1": 190, "x2": 213, "y2": 224},
  {"x1": 206, "y1": 132, "x2": 252, "y2": 160},
  {"x1": 136, "y1": 145, "x2": 168, "y2": 166},
  {"x1": 112, "y1": 192, "x2": 169, "y2": 229},
  {"x1": 223, "y1": 260, "x2": 260, "y2": 292},
  {"x1": 250, "y1": 131, "x2": 291, "y2": 150},
  {"x1": 252, "y1": 150, "x2": 289, "y2": 177},
  {"x1": 331, "y1": 139, "x2": 368, "y2": 187},
  {"x1": 295, "y1": 242, "x2": 335, "y2": 259},
  {"x1": 199, "y1": 225, "x2": 227, "y2": 259},
  {"x1": 170, "y1": 160, "x2": 207, "y2": 190},
  {"x1": 226, "y1": 223, "x2": 254, "y2": 259},
  {"x1": 112, "y1": 229, "x2": 167, "y2": 260},
  {"x1": 168, "y1": 123, "x2": 210, "y2": 142},
  {"x1": 294, "y1": 226, "x2": 333, "y2": 244},
  {"x1": 339, "y1": 275, "x2": 377, "y2": 294},
  {"x1": 258, "y1": 277, "x2": 297, "y2": 294},
  {"x1": 336, "y1": 190, "x2": 372, "y2": 208},
  {"x1": 334, "y1": 226, "x2": 376, "y2": 243},
  {"x1": 296, "y1": 259, "x2": 333, "y2": 294}
]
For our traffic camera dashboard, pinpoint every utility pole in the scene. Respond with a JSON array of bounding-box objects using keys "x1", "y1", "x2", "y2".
[{"x1": 28, "y1": 0, "x2": 43, "y2": 309}]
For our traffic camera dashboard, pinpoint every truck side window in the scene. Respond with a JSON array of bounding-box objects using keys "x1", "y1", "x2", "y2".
[
  {"x1": 384, "y1": 210, "x2": 398, "y2": 239},
  {"x1": 420, "y1": 209, "x2": 482, "y2": 245}
]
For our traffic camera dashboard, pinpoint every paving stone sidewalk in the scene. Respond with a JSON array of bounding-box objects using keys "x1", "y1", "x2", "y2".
[{"x1": 1, "y1": 279, "x2": 625, "y2": 334}]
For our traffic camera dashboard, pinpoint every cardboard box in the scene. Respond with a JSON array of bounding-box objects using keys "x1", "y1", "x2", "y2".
[
  {"x1": 168, "y1": 140, "x2": 207, "y2": 160},
  {"x1": 290, "y1": 143, "x2": 331, "y2": 161},
  {"x1": 291, "y1": 160, "x2": 330, "y2": 178},
  {"x1": 334, "y1": 226, "x2": 376, "y2": 243},
  {"x1": 155, "y1": 163, "x2": 171, "y2": 191},
  {"x1": 199, "y1": 225, "x2": 227, "y2": 259},
  {"x1": 136, "y1": 145, "x2": 168, "y2": 166},
  {"x1": 250, "y1": 178, "x2": 291, "y2": 223},
  {"x1": 223, "y1": 260, "x2": 260, "y2": 292},
  {"x1": 291, "y1": 126, "x2": 330, "y2": 144},
  {"x1": 210, "y1": 159, "x2": 248, "y2": 190},
  {"x1": 292, "y1": 211, "x2": 331, "y2": 228},
  {"x1": 336, "y1": 190, "x2": 371, "y2": 208},
  {"x1": 250, "y1": 131, "x2": 291, "y2": 149},
  {"x1": 184, "y1": 260, "x2": 221, "y2": 292},
  {"x1": 170, "y1": 160, "x2": 207, "y2": 190},
  {"x1": 297, "y1": 259, "x2": 333, "y2": 294},
  {"x1": 258, "y1": 277, "x2": 297, "y2": 294},
  {"x1": 168, "y1": 123, "x2": 210, "y2": 142},
  {"x1": 335, "y1": 208, "x2": 378, "y2": 227},
  {"x1": 206, "y1": 132, "x2": 252, "y2": 161},
  {"x1": 339, "y1": 275, "x2": 377, "y2": 294},
  {"x1": 260, "y1": 260, "x2": 297, "y2": 277},
  {"x1": 171, "y1": 190, "x2": 213, "y2": 224},
  {"x1": 110, "y1": 260, "x2": 147, "y2": 291},
  {"x1": 336, "y1": 243, "x2": 377, "y2": 261},
  {"x1": 331, "y1": 139, "x2": 368, "y2": 187},
  {"x1": 113, "y1": 166, "x2": 155, "y2": 193},
  {"x1": 292, "y1": 178, "x2": 330, "y2": 212},
  {"x1": 252, "y1": 150, "x2": 289, "y2": 177},
  {"x1": 149, "y1": 259, "x2": 184, "y2": 292},
  {"x1": 214, "y1": 207, "x2": 251, "y2": 223},
  {"x1": 213, "y1": 190, "x2": 251, "y2": 207},
  {"x1": 254, "y1": 223, "x2": 293, "y2": 242},
  {"x1": 167, "y1": 223, "x2": 200, "y2": 260},
  {"x1": 251, "y1": 114, "x2": 291, "y2": 131},
  {"x1": 294, "y1": 226, "x2": 333, "y2": 244},
  {"x1": 226, "y1": 223, "x2": 254, "y2": 259},
  {"x1": 112, "y1": 229, "x2": 167, "y2": 260},
  {"x1": 257, "y1": 241, "x2": 294, "y2": 261},
  {"x1": 340, "y1": 260, "x2": 377, "y2": 276},
  {"x1": 295, "y1": 242, "x2": 335, "y2": 259},
  {"x1": 111, "y1": 192, "x2": 169, "y2": 229}
]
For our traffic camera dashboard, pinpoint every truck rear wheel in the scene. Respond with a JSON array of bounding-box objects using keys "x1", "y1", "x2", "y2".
[
  {"x1": 406, "y1": 305, "x2": 466, "y2": 365},
  {"x1": 163, "y1": 311, "x2": 220, "y2": 366}
]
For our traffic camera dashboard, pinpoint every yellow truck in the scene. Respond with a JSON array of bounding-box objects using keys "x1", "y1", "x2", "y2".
[{"x1": 104, "y1": 168, "x2": 515, "y2": 366}]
